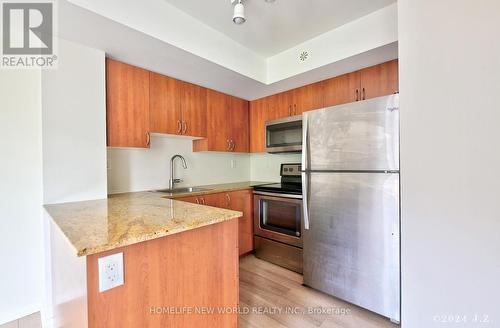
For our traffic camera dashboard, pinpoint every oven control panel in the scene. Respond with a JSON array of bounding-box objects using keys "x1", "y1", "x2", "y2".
[{"x1": 281, "y1": 163, "x2": 302, "y2": 176}]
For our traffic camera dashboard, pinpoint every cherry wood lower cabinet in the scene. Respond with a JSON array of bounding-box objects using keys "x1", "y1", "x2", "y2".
[
  {"x1": 86, "y1": 219, "x2": 239, "y2": 328},
  {"x1": 177, "y1": 189, "x2": 254, "y2": 256},
  {"x1": 227, "y1": 190, "x2": 254, "y2": 256}
]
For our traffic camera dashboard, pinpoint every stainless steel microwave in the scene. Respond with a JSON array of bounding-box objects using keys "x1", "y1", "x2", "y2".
[{"x1": 265, "y1": 115, "x2": 302, "y2": 153}]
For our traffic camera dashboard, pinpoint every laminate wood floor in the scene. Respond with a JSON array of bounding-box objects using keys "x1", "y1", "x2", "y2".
[{"x1": 239, "y1": 255, "x2": 399, "y2": 328}]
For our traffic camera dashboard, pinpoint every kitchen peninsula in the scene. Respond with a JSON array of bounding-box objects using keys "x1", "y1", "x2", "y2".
[{"x1": 44, "y1": 191, "x2": 242, "y2": 328}]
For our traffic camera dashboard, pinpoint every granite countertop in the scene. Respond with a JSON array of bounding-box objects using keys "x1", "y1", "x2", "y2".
[
  {"x1": 44, "y1": 192, "x2": 244, "y2": 257},
  {"x1": 161, "y1": 181, "x2": 272, "y2": 198}
]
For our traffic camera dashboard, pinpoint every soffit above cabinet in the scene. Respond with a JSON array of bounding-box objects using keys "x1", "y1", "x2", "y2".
[{"x1": 59, "y1": 0, "x2": 398, "y2": 100}]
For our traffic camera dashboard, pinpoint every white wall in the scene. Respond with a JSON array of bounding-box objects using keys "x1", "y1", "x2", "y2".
[
  {"x1": 399, "y1": 1, "x2": 500, "y2": 327},
  {"x1": 250, "y1": 153, "x2": 302, "y2": 182},
  {"x1": 0, "y1": 70, "x2": 43, "y2": 324},
  {"x1": 107, "y1": 135, "x2": 251, "y2": 193},
  {"x1": 267, "y1": 3, "x2": 398, "y2": 83},
  {"x1": 67, "y1": 0, "x2": 267, "y2": 83},
  {"x1": 41, "y1": 38, "x2": 107, "y2": 327},
  {"x1": 42, "y1": 38, "x2": 107, "y2": 204}
]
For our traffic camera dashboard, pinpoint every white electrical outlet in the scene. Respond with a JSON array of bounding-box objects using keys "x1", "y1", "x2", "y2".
[
  {"x1": 98, "y1": 252, "x2": 124, "y2": 292},
  {"x1": 230, "y1": 159, "x2": 236, "y2": 168}
]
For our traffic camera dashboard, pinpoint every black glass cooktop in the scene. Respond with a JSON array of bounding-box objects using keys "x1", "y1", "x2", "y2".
[{"x1": 254, "y1": 182, "x2": 302, "y2": 195}]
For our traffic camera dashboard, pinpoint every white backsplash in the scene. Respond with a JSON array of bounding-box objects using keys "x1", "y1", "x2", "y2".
[
  {"x1": 107, "y1": 134, "x2": 251, "y2": 194},
  {"x1": 249, "y1": 152, "x2": 302, "y2": 182},
  {"x1": 108, "y1": 134, "x2": 302, "y2": 193}
]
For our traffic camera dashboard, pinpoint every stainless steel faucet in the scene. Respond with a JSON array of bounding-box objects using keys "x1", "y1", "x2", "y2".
[{"x1": 169, "y1": 155, "x2": 188, "y2": 190}]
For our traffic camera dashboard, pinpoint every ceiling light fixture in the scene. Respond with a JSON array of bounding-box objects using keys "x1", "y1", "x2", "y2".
[{"x1": 231, "y1": 0, "x2": 246, "y2": 25}]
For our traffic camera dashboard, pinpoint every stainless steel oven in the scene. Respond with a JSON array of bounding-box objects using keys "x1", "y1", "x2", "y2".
[
  {"x1": 253, "y1": 163, "x2": 303, "y2": 273},
  {"x1": 265, "y1": 115, "x2": 302, "y2": 153},
  {"x1": 254, "y1": 192, "x2": 302, "y2": 247}
]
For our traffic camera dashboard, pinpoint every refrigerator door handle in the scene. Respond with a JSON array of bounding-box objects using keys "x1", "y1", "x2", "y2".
[
  {"x1": 301, "y1": 114, "x2": 309, "y2": 170},
  {"x1": 302, "y1": 172, "x2": 310, "y2": 230}
]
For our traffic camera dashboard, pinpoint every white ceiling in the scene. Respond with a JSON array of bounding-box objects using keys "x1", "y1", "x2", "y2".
[
  {"x1": 60, "y1": 0, "x2": 398, "y2": 100},
  {"x1": 164, "y1": 0, "x2": 396, "y2": 57}
]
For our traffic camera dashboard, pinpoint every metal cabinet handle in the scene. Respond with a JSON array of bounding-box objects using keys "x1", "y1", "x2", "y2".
[
  {"x1": 196, "y1": 198, "x2": 200, "y2": 204},
  {"x1": 362, "y1": 88, "x2": 366, "y2": 100},
  {"x1": 226, "y1": 139, "x2": 231, "y2": 151},
  {"x1": 288, "y1": 105, "x2": 292, "y2": 116},
  {"x1": 230, "y1": 139, "x2": 235, "y2": 151},
  {"x1": 177, "y1": 120, "x2": 182, "y2": 134},
  {"x1": 201, "y1": 197, "x2": 205, "y2": 205},
  {"x1": 226, "y1": 193, "x2": 231, "y2": 208},
  {"x1": 146, "y1": 132, "x2": 151, "y2": 146},
  {"x1": 182, "y1": 121, "x2": 187, "y2": 134},
  {"x1": 355, "y1": 89, "x2": 359, "y2": 101},
  {"x1": 293, "y1": 104, "x2": 297, "y2": 115}
]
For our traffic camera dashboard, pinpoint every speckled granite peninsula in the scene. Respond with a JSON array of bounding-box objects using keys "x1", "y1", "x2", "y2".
[{"x1": 44, "y1": 191, "x2": 243, "y2": 256}]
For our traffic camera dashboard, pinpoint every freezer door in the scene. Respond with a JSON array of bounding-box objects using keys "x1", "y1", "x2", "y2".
[
  {"x1": 303, "y1": 172, "x2": 400, "y2": 322},
  {"x1": 305, "y1": 95, "x2": 399, "y2": 171}
]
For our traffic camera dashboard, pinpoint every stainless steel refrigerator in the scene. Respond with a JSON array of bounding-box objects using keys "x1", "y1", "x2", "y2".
[{"x1": 301, "y1": 94, "x2": 400, "y2": 322}]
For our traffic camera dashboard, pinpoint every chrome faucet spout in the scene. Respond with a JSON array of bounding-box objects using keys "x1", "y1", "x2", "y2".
[{"x1": 169, "y1": 155, "x2": 188, "y2": 190}]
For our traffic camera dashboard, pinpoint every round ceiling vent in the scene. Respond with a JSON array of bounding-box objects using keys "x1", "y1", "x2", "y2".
[{"x1": 299, "y1": 51, "x2": 309, "y2": 62}]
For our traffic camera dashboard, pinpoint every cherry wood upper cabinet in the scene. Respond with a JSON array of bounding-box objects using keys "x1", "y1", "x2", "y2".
[
  {"x1": 181, "y1": 82, "x2": 207, "y2": 138},
  {"x1": 150, "y1": 74, "x2": 206, "y2": 138},
  {"x1": 323, "y1": 59, "x2": 399, "y2": 107},
  {"x1": 265, "y1": 82, "x2": 324, "y2": 119},
  {"x1": 293, "y1": 82, "x2": 325, "y2": 114},
  {"x1": 323, "y1": 71, "x2": 361, "y2": 107},
  {"x1": 249, "y1": 98, "x2": 269, "y2": 153},
  {"x1": 149, "y1": 72, "x2": 182, "y2": 135},
  {"x1": 194, "y1": 90, "x2": 249, "y2": 153},
  {"x1": 359, "y1": 59, "x2": 399, "y2": 100},
  {"x1": 274, "y1": 92, "x2": 294, "y2": 118},
  {"x1": 106, "y1": 59, "x2": 150, "y2": 148},
  {"x1": 229, "y1": 96, "x2": 249, "y2": 153},
  {"x1": 194, "y1": 89, "x2": 230, "y2": 152}
]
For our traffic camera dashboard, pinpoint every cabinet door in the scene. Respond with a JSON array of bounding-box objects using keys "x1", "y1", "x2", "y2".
[
  {"x1": 249, "y1": 98, "x2": 268, "y2": 153},
  {"x1": 175, "y1": 196, "x2": 200, "y2": 204},
  {"x1": 181, "y1": 82, "x2": 207, "y2": 137},
  {"x1": 227, "y1": 190, "x2": 254, "y2": 256},
  {"x1": 228, "y1": 96, "x2": 249, "y2": 153},
  {"x1": 292, "y1": 82, "x2": 324, "y2": 114},
  {"x1": 270, "y1": 92, "x2": 293, "y2": 119},
  {"x1": 323, "y1": 71, "x2": 361, "y2": 107},
  {"x1": 200, "y1": 193, "x2": 226, "y2": 208},
  {"x1": 106, "y1": 59, "x2": 150, "y2": 148},
  {"x1": 149, "y1": 72, "x2": 182, "y2": 135},
  {"x1": 205, "y1": 89, "x2": 230, "y2": 151},
  {"x1": 359, "y1": 59, "x2": 399, "y2": 100}
]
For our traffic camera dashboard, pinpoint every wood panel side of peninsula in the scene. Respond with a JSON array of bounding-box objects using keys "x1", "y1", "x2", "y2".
[{"x1": 86, "y1": 219, "x2": 239, "y2": 328}]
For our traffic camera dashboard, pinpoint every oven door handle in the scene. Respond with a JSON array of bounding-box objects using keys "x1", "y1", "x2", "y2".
[
  {"x1": 253, "y1": 191, "x2": 302, "y2": 200},
  {"x1": 302, "y1": 172, "x2": 310, "y2": 230}
]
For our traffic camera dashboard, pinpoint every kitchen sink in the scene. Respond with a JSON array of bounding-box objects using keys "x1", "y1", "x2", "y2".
[{"x1": 154, "y1": 187, "x2": 211, "y2": 194}]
